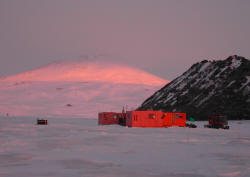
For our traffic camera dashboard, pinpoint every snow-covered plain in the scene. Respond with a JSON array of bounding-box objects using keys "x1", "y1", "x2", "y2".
[{"x1": 0, "y1": 117, "x2": 249, "y2": 177}]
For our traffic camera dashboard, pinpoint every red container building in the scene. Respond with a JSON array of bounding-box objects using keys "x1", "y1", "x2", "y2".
[
  {"x1": 98, "y1": 110, "x2": 186, "y2": 128},
  {"x1": 126, "y1": 111, "x2": 186, "y2": 128},
  {"x1": 98, "y1": 112, "x2": 125, "y2": 125}
]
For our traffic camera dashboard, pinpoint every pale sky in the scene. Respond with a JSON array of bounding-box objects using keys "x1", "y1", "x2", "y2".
[{"x1": 0, "y1": 0, "x2": 250, "y2": 80}]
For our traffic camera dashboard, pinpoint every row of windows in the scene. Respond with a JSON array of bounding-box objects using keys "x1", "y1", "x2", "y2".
[
  {"x1": 133, "y1": 115, "x2": 138, "y2": 121},
  {"x1": 133, "y1": 114, "x2": 156, "y2": 121},
  {"x1": 132, "y1": 114, "x2": 183, "y2": 120}
]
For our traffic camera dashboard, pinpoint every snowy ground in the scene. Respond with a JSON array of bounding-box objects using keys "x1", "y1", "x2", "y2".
[{"x1": 0, "y1": 117, "x2": 250, "y2": 177}]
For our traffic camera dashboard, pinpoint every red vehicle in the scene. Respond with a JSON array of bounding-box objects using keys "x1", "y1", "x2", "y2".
[{"x1": 204, "y1": 115, "x2": 229, "y2": 129}]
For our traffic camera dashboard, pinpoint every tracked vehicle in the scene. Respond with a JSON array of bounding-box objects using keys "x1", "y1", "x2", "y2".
[{"x1": 204, "y1": 115, "x2": 229, "y2": 129}]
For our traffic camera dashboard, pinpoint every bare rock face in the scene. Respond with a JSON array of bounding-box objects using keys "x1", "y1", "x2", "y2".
[{"x1": 138, "y1": 55, "x2": 250, "y2": 120}]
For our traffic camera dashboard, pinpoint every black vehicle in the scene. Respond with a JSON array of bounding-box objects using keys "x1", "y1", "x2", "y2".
[
  {"x1": 37, "y1": 119, "x2": 48, "y2": 125},
  {"x1": 186, "y1": 123, "x2": 197, "y2": 128}
]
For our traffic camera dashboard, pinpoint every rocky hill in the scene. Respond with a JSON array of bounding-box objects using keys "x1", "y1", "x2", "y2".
[{"x1": 138, "y1": 55, "x2": 250, "y2": 120}]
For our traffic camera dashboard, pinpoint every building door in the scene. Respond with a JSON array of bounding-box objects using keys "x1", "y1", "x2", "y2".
[
  {"x1": 172, "y1": 114, "x2": 176, "y2": 125},
  {"x1": 172, "y1": 116, "x2": 175, "y2": 125},
  {"x1": 162, "y1": 113, "x2": 170, "y2": 127}
]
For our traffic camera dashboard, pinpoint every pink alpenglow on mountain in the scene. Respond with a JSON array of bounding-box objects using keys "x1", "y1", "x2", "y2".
[
  {"x1": 0, "y1": 60, "x2": 168, "y2": 118},
  {"x1": 1, "y1": 60, "x2": 166, "y2": 86}
]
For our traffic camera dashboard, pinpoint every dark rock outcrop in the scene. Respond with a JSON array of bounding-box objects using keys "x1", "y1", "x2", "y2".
[{"x1": 138, "y1": 55, "x2": 250, "y2": 120}]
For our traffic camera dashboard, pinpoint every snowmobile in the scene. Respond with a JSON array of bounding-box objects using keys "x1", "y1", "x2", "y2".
[{"x1": 186, "y1": 123, "x2": 197, "y2": 128}]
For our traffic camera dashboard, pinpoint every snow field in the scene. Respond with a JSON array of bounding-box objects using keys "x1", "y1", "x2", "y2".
[{"x1": 0, "y1": 117, "x2": 250, "y2": 177}]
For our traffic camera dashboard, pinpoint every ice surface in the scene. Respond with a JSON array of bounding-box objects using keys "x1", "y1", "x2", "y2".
[{"x1": 0, "y1": 117, "x2": 250, "y2": 177}]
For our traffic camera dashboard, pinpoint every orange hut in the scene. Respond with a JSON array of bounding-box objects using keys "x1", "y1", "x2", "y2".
[
  {"x1": 98, "y1": 112, "x2": 125, "y2": 125},
  {"x1": 126, "y1": 111, "x2": 186, "y2": 128},
  {"x1": 98, "y1": 110, "x2": 186, "y2": 127}
]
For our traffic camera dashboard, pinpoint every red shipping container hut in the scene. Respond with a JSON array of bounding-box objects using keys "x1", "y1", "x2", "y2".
[
  {"x1": 126, "y1": 111, "x2": 186, "y2": 128},
  {"x1": 98, "y1": 112, "x2": 125, "y2": 125}
]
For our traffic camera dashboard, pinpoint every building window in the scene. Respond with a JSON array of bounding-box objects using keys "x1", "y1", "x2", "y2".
[{"x1": 148, "y1": 114, "x2": 155, "y2": 119}]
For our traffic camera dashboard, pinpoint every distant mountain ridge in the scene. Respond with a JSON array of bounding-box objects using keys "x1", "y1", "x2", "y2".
[{"x1": 138, "y1": 55, "x2": 250, "y2": 120}]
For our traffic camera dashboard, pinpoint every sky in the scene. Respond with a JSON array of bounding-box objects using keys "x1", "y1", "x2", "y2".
[{"x1": 0, "y1": 0, "x2": 250, "y2": 80}]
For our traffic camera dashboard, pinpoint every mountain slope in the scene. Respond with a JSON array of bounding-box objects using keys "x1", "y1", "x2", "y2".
[
  {"x1": 1, "y1": 60, "x2": 165, "y2": 86},
  {"x1": 138, "y1": 55, "x2": 250, "y2": 120},
  {"x1": 0, "y1": 60, "x2": 168, "y2": 118}
]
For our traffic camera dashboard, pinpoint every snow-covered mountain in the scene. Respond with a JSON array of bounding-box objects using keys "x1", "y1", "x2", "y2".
[
  {"x1": 0, "y1": 60, "x2": 168, "y2": 118},
  {"x1": 138, "y1": 55, "x2": 250, "y2": 120}
]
